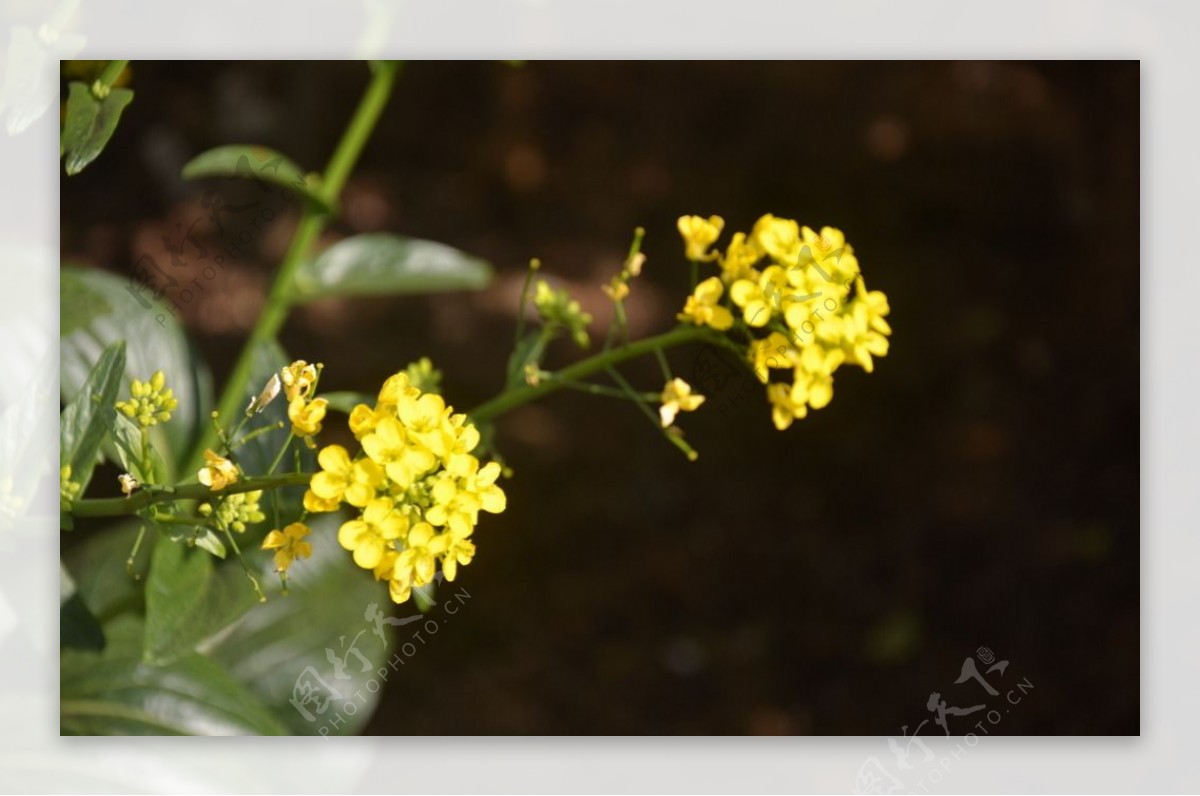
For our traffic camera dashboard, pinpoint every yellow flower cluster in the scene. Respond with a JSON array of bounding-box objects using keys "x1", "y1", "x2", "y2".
[
  {"x1": 676, "y1": 214, "x2": 892, "y2": 430},
  {"x1": 306, "y1": 370, "x2": 506, "y2": 604},
  {"x1": 115, "y1": 370, "x2": 178, "y2": 428}
]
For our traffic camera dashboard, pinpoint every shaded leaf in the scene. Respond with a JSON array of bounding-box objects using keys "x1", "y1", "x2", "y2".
[
  {"x1": 59, "y1": 341, "x2": 125, "y2": 494},
  {"x1": 61, "y1": 81, "x2": 134, "y2": 175},
  {"x1": 142, "y1": 536, "x2": 259, "y2": 665},
  {"x1": 61, "y1": 266, "x2": 209, "y2": 480},
  {"x1": 209, "y1": 515, "x2": 395, "y2": 735},
  {"x1": 291, "y1": 233, "x2": 492, "y2": 301},
  {"x1": 61, "y1": 563, "x2": 105, "y2": 652},
  {"x1": 61, "y1": 617, "x2": 287, "y2": 736},
  {"x1": 181, "y1": 144, "x2": 328, "y2": 211}
]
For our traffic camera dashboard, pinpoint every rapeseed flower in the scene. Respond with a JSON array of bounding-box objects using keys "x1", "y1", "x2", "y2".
[
  {"x1": 313, "y1": 370, "x2": 506, "y2": 604},
  {"x1": 261, "y1": 522, "x2": 312, "y2": 573},
  {"x1": 674, "y1": 213, "x2": 892, "y2": 430},
  {"x1": 659, "y1": 378, "x2": 705, "y2": 428},
  {"x1": 677, "y1": 215, "x2": 724, "y2": 261},
  {"x1": 197, "y1": 449, "x2": 239, "y2": 491}
]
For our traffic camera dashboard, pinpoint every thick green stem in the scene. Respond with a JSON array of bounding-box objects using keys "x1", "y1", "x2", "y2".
[
  {"x1": 72, "y1": 471, "x2": 314, "y2": 519},
  {"x1": 182, "y1": 61, "x2": 399, "y2": 475},
  {"x1": 93, "y1": 60, "x2": 128, "y2": 95},
  {"x1": 469, "y1": 325, "x2": 716, "y2": 424}
]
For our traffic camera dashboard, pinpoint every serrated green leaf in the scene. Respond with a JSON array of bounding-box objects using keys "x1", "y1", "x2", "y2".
[
  {"x1": 209, "y1": 515, "x2": 395, "y2": 735},
  {"x1": 143, "y1": 537, "x2": 259, "y2": 665},
  {"x1": 291, "y1": 233, "x2": 493, "y2": 301},
  {"x1": 59, "y1": 341, "x2": 125, "y2": 495},
  {"x1": 61, "y1": 81, "x2": 134, "y2": 175},
  {"x1": 181, "y1": 144, "x2": 328, "y2": 211},
  {"x1": 61, "y1": 616, "x2": 287, "y2": 736},
  {"x1": 61, "y1": 266, "x2": 209, "y2": 480}
]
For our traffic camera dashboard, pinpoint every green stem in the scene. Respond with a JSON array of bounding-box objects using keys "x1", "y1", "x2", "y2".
[
  {"x1": 182, "y1": 61, "x2": 399, "y2": 476},
  {"x1": 72, "y1": 471, "x2": 314, "y2": 519},
  {"x1": 93, "y1": 60, "x2": 128, "y2": 95},
  {"x1": 469, "y1": 325, "x2": 714, "y2": 424}
]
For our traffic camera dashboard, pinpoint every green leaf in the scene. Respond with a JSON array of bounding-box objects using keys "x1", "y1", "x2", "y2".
[
  {"x1": 61, "y1": 563, "x2": 105, "y2": 652},
  {"x1": 61, "y1": 266, "x2": 209, "y2": 480},
  {"x1": 181, "y1": 144, "x2": 329, "y2": 211},
  {"x1": 142, "y1": 537, "x2": 259, "y2": 666},
  {"x1": 64, "y1": 522, "x2": 153, "y2": 622},
  {"x1": 59, "y1": 341, "x2": 126, "y2": 494},
  {"x1": 291, "y1": 233, "x2": 493, "y2": 301},
  {"x1": 209, "y1": 515, "x2": 396, "y2": 735},
  {"x1": 505, "y1": 329, "x2": 549, "y2": 390},
  {"x1": 109, "y1": 415, "x2": 167, "y2": 486},
  {"x1": 61, "y1": 617, "x2": 288, "y2": 736},
  {"x1": 61, "y1": 81, "x2": 134, "y2": 175}
]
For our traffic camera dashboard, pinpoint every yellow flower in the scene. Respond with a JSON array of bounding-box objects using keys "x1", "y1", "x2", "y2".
[
  {"x1": 115, "y1": 370, "x2": 178, "y2": 428},
  {"x1": 677, "y1": 215, "x2": 724, "y2": 261},
  {"x1": 425, "y1": 459, "x2": 506, "y2": 537},
  {"x1": 841, "y1": 307, "x2": 890, "y2": 373},
  {"x1": 197, "y1": 449, "x2": 238, "y2": 491},
  {"x1": 338, "y1": 497, "x2": 410, "y2": 570},
  {"x1": 748, "y1": 332, "x2": 797, "y2": 383},
  {"x1": 752, "y1": 214, "x2": 801, "y2": 266},
  {"x1": 767, "y1": 382, "x2": 808, "y2": 431},
  {"x1": 795, "y1": 344, "x2": 845, "y2": 410},
  {"x1": 262, "y1": 522, "x2": 313, "y2": 573},
  {"x1": 602, "y1": 276, "x2": 630, "y2": 301},
  {"x1": 280, "y1": 360, "x2": 319, "y2": 402},
  {"x1": 288, "y1": 396, "x2": 328, "y2": 444},
  {"x1": 441, "y1": 532, "x2": 476, "y2": 582},
  {"x1": 303, "y1": 488, "x2": 340, "y2": 513},
  {"x1": 799, "y1": 226, "x2": 860, "y2": 282},
  {"x1": 729, "y1": 265, "x2": 796, "y2": 327},
  {"x1": 719, "y1": 231, "x2": 761, "y2": 283},
  {"x1": 118, "y1": 473, "x2": 138, "y2": 496},
  {"x1": 389, "y1": 522, "x2": 447, "y2": 603},
  {"x1": 853, "y1": 275, "x2": 892, "y2": 335},
  {"x1": 311, "y1": 444, "x2": 385, "y2": 508},
  {"x1": 659, "y1": 378, "x2": 705, "y2": 427},
  {"x1": 677, "y1": 276, "x2": 734, "y2": 331},
  {"x1": 363, "y1": 416, "x2": 439, "y2": 490}
]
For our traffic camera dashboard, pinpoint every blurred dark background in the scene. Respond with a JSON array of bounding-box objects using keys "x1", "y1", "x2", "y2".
[{"x1": 60, "y1": 61, "x2": 1139, "y2": 734}]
